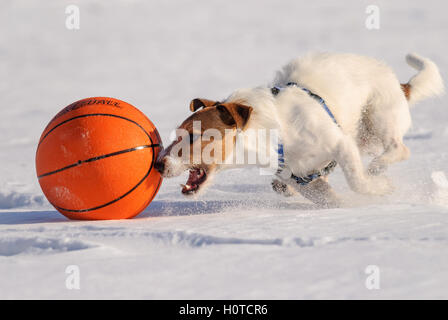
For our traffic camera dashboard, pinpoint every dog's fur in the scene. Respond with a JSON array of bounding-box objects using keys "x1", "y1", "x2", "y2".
[{"x1": 156, "y1": 52, "x2": 444, "y2": 206}]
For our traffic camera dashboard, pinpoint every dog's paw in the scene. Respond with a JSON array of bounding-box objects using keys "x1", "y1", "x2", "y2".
[
  {"x1": 272, "y1": 179, "x2": 294, "y2": 197},
  {"x1": 367, "y1": 160, "x2": 387, "y2": 176}
]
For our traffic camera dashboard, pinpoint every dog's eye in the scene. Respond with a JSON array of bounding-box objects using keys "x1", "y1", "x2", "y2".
[{"x1": 189, "y1": 133, "x2": 200, "y2": 144}]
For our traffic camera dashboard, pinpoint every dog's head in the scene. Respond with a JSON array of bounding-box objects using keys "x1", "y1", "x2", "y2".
[{"x1": 155, "y1": 98, "x2": 253, "y2": 195}]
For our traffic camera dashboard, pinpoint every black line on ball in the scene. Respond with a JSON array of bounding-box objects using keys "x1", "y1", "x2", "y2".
[
  {"x1": 51, "y1": 143, "x2": 160, "y2": 213},
  {"x1": 37, "y1": 113, "x2": 154, "y2": 149},
  {"x1": 148, "y1": 176, "x2": 163, "y2": 204},
  {"x1": 37, "y1": 144, "x2": 159, "y2": 179}
]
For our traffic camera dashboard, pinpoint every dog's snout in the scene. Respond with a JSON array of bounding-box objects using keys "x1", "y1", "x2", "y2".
[{"x1": 154, "y1": 159, "x2": 165, "y2": 174}]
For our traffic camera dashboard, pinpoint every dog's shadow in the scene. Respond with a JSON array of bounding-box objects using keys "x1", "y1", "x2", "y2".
[
  {"x1": 138, "y1": 199, "x2": 318, "y2": 218},
  {"x1": 0, "y1": 200, "x2": 318, "y2": 225}
]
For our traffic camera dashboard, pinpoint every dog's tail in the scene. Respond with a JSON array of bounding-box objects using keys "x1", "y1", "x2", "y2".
[{"x1": 401, "y1": 53, "x2": 444, "y2": 106}]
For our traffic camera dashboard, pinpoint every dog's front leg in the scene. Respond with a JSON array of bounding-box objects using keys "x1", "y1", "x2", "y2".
[
  {"x1": 272, "y1": 177, "x2": 341, "y2": 208},
  {"x1": 294, "y1": 176, "x2": 341, "y2": 208},
  {"x1": 334, "y1": 136, "x2": 394, "y2": 195}
]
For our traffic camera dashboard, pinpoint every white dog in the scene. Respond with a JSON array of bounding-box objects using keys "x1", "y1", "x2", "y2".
[{"x1": 155, "y1": 53, "x2": 444, "y2": 207}]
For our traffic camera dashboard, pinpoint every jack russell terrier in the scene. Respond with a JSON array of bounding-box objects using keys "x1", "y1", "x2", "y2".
[{"x1": 155, "y1": 53, "x2": 444, "y2": 207}]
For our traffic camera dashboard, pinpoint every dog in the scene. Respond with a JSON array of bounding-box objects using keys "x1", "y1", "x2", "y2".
[{"x1": 155, "y1": 52, "x2": 444, "y2": 207}]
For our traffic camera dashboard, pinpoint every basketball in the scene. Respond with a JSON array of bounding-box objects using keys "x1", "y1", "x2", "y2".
[{"x1": 35, "y1": 97, "x2": 163, "y2": 220}]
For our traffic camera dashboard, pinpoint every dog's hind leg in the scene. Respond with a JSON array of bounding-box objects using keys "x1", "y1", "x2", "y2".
[
  {"x1": 368, "y1": 138, "x2": 410, "y2": 175},
  {"x1": 334, "y1": 135, "x2": 394, "y2": 195},
  {"x1": 365, "y1": 99, "x2": 411, "y2": 175}
]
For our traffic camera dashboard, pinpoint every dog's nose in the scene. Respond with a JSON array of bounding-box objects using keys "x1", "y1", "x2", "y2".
[{"x1": 154, "y1": 159, "x2": 165, "y2": 174}]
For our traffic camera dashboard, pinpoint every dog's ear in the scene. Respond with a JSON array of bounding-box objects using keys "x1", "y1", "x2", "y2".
[
  {"x1": 189, "y1": 98, "x2": 218, "y2": 112},
  {"x1": 216, "y1": 103, "x2": 253, "y2": 129}
]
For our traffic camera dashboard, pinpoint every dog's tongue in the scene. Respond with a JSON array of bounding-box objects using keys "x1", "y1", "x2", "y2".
[{"x1": 182, "y1": 168, "x2": 206, "y2": 194}]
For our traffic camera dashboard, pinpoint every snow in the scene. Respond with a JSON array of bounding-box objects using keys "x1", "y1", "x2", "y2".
[{"x1": 1, "y1": 0, "x2": 448, "y2": 299}]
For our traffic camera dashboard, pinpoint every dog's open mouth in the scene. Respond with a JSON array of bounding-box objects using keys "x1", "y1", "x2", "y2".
[{"x1": 181, "y1": 168, "x2": 207, "y2": 195}]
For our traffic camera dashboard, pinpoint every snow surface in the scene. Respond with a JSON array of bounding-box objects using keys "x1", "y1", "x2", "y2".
[{"x1": 1, "y1": 0, "x2": 448, "y2": 299}]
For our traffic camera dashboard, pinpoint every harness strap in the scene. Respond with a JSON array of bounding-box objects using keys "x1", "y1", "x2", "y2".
[
  {"x1": 271, "y1": 82, "x2": 339, "y2": 126},
  {"x1": 291, "y1": 160, "x2": 337, "y2": 185},
  {"x1": 276, "y1": 143, "x2": 337, "y2": 186}
]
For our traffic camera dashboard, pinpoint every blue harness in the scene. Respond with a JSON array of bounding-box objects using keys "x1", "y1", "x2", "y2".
[{"x1": 272, "y1": 82, "x2": 338, "y2": 185}]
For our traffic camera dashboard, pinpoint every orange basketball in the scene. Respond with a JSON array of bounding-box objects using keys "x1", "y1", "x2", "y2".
[{"x1": 35, "y1": 97, "x2": 163, "y2": 220}]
